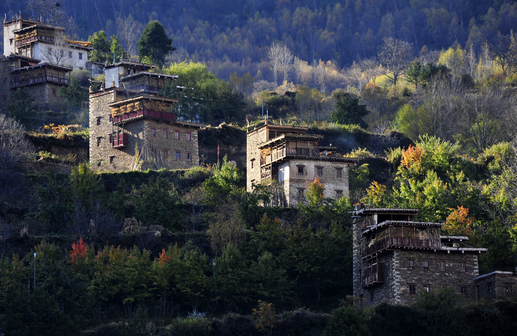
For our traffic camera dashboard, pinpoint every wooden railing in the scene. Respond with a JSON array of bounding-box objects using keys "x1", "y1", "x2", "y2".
[
  {"x1": 10, "y1": 75, "x2": 70, "y2": 88},
  {"x1": 15, "y1": 35, "x2": 55, "y2": 48},
  {"x1": 362, "y1": 263, "x2": 385, "y2": 287},
  {"x1": 112, "y1": 110, "x2": 176, "y2": 124},
  {"x1": 362, "y1": 237, "x2": 441, "y2": 258}
]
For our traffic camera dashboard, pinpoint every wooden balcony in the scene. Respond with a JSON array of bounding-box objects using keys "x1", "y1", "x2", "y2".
[
  {"x1": 362, "y1": 263, "x2": 385, "y2": 287},
  {"x1": 112, "y1": 133, "x2": 128, "y2": 148},
  {"x1": 362, "y1": 237, "x2": 441, "y2": 259},
  {"x1": 112, "y1": 109, "x2": 176, "y2": 124}
]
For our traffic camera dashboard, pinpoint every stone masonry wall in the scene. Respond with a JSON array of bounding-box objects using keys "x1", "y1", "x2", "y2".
[
  {"x1": 474, "y1": 272, "x2": 517, "y2": 301},
  {"x1": 89, "y1": 89, "x2": 117, "y2": 169},
  {"x1": 246, "y1": 127, "x2": 267, "y2": 191},
  {"x1": 140, "y1": 119, "x2": 199, "y2": 170},
  {"x1": 89, "y1": 88, "x2": 200, "y2": 172},
  {"x1": 284, "y1": 159, "x2": 349, "y2": 206}
]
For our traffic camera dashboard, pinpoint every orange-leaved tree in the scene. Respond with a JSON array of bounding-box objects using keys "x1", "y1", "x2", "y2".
[
  {"x1": 69, "y1": 237, "x2": 87, "y2": 264},
  {"x1": 443, "y1": 206, "x2": 475, "y2": 236},
  {"x1": 305, "y1": 177, "x2": 325, "y2": 207}
]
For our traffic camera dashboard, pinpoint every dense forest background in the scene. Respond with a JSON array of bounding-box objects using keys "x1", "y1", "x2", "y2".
[{"x1": 2, "y1": 0, "x2": 517, "y2": 81}]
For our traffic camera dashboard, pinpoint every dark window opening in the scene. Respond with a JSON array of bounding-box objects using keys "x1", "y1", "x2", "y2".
[
  {"x1": 96, "y1": 117, "x2": 101, "y2": 125},
  {"x1": 439, "y1": 261, "x2": 446, "y2": 272},
  {"x1": 336, "y1": 168, "x2": 343, "y2": 178},
  {"x1": 461, "y1": 287, "x2": 468, "y2": 296},
  {"x1": 176, "y1": 151, "x2": 181, "y2": 160},
  {"x1": 408, "y1": 259, "x2": 414, "y2": 269},
  {"x1": 422, "y1": 259, "x2": 429, "y2": 270},
  {"x1": 409, "y1": 284, "x2": 416, "y2": 294},
  {"x1": 297, "y1": 165, "x2": 304, "y2": 175},
  {"x1": 316, "y1": 166, "x2": 323, "y2": 177},
  {"x1": 187, "y1": 153, "x2": 192, "y2": 162},
  {"x1": 459, "y1": 262, "x2": 466, "y2": 272},
  {"x1": 109, "y1": 156, "x2": 115, "y2": 163}
]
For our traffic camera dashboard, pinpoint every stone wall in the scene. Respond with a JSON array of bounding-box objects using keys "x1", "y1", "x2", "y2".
[
  {"x1": 0, "y1": 59, "x2": 10, "y2": 110},
  {"x1": 357, "y1": 249, "x2": 480, "y2": 306},
  {"x1": 246, "y1": 126, "x2": 267, "y2": 191},
  {"x1": 474, "y1": 271, "x2": 517, "y2": 301},
  {"x1": 89, "y1": 87, "x2": 200, "y2": 172}
]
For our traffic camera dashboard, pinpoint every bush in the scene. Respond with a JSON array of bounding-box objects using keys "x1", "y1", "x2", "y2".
[
  {"x1": 213, "y1": 313, "x2": 259, "y2": 336},
  {"x1": 323, "y1": 306, "x2": 370, "y2": 336},
  {"x1": 276, "y1": 309, "x2": 329, "y2": 336},
  {"x1": 166, "y1": 316, "x2": 212, "y2": 336}
]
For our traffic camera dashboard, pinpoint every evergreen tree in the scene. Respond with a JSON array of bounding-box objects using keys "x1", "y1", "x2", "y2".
[
  {"x1": 137, "y1": 20, "x2": 175, "y2": 66},
  {"x1": 330, "y1": 91, "x2": 369, "y2": 129}
]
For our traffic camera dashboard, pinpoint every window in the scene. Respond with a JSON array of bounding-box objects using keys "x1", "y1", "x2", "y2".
[
  {"x1": 174, "y1": 130, "x2": 180, "y2": 140},
  {"x1": 109, "y1": 115, "x2": 113, "y2": 122},
  {"x1": 151, "y1": 128, "x2": 156, "y2": 137},
  {"x1": 423, "y1": 284, "x2": 431, "y2": 292},
  {"x1": 97, "y1": 137, "x2": 102, "y2": 146},
  {"x1": 460, "y1": 286, "x2": 468, "y2": 296},
  {"x1": 176, "y1": 151, "x2": 181, "y2": 160},
  {"x1": 408, "y1": 259, "x2": 414, "y2": 270},
  {"x1": 69, "y1": 51, "x2": 72, "y2": 58},
  {"x1": 186, "y1": 132, "x2": 191, "y2": 141},
  {"x1": 422, "y1": 259, "x2": 429, "y2": 270},
  {"x1": 459, "y1": 261, "x2": 466, "y2": 272},
  {"x1": 409, "y1": 283, "x2": 416, "y2": 294},
  {"x1": 336, "y1": 190, "x2": 343, "y2": 198},
  {"x1": 9, "y1": 38, "x2": 13, "y2": 45},
  {"x1": 96, "y1": 117, "x2": 101, "y2": 126},
  {"x1": 163, "y1": 149, "x2": 168, "y2": 160},
  {"x1": 506, "y1": 284, "x2": 512, "y2": 295},
  {"x1": 487, "y1": 282, "x2": 492, "y2": 293},
  {"x1": 109, "y1": 134, "x2": 113, "y2": 144},
  {"x1": 370, "y1": 291, "x2": 374, "y2": 302},
  {"x1": 297, "y1": 165, "x2": 304, "y2": 175},
  {"x1": 297, "y1": 188, "x2": 304, "y2": 196},
  {"x1": 187, "y1": 153, "x2": 192, "y2": 162},
  {"x1": 439, "y1": 260, "x2": 446, "y2": 272},
  {"x1": 163, "y1": 129, "x2": 168, "y2": 138},
  {"x1": 79, "y1": 52, "x2": 83, "y2": 60},
  {"x1": 251, "y1": 159, "x2": 255, "y2": 169},
  {"x1": 316, "y1": 166, "x2": 323, "y2": 177},
  {"x1": 336, "y1": 168, "x2": 343, "y2": 178},
  {"x1": 109, "y1": 156, "x2": 115, "y2": 164}
]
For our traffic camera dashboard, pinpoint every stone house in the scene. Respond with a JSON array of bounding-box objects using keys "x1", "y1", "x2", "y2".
[
  {"x1": 4, "y1": 16, "x2": 91, "y2": 70},
  {"x1": 0, "y1": 54, "x2": 71, "y2": 108},
  {"x1": 474, "y1": 271, "x2": 517, "y2": 301},
  {"x1": 247, "y1": 120, "x2": 356, "y2": 206},
  {"x1": 352, "y1": 207, "x2": 489, "y2": 306},
  {"x1": 89, "y1": 61, "x2": 203, "y2": 171}
]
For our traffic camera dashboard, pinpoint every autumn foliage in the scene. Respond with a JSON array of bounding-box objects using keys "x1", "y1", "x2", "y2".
[
  {"x1": 443, "y1": 206, "x2": 476, "y2": 236},
  {"x1": 69, "y1": 237, "x2": 87, "y2": 263},
  {"x1": 401, "y1": 144, "x2": 426, "y2": 170}
]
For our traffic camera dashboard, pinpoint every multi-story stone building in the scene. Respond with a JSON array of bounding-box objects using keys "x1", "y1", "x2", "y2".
[
  {"x1": 4, "y1": 16, "x2": 91, "y2": 70},
  {"x1": 247, "y1": 120, "x2": 356, "y2": 206},
  {"x1": 352, "y1": 207, "x2": 488, "y2": 306},
  {"x1": 89, "y1": 61, "x2": 203, "y2": 171}
]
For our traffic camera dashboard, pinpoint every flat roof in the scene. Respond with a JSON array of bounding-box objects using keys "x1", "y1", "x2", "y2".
[
  {"x1": 258, "y1": 133, "x2": 324, "y2": 148},
  {"x1": 13, "y1": 24, "x2": 65, "y2": 34},
  {"x1": 108, "y1": 95, "x2": 178, "y2": 107},
  {"x1": 7, "y1": 54, "x2": 41, "y2": 63},
  {"x1": 120, "y1": 72, "x2": 178, "y2": 81},
  {"x1": 105, "y1": 61, "x2": 156, "y2": 69},
  {"x1": 474, "y1": 271, "x2": 516, "y2": 281},
  {"x1": 354, "y1": 208, "x2": 420, "y2": 215},
  {"x1": 441, "y1": 235, "x2": 469, "y2": 241},
  {"x1": 248, "y1": 120, "x2": 308, "y2": 134},
  {"x1": 10, "y1": 62, "x2": 72, "y2": 73},
  {"x1": 363, "y1": 220, "x2": 443, "y2": 234}
]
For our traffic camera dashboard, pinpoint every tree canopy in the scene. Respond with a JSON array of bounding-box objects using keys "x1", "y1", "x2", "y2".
[{"x1": 137, "y1": 20, "x2": 174, "y2": 66}]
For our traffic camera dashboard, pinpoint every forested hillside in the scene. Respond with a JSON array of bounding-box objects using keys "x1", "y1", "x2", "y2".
[{"x1": 3, "y1": 0, "x2": 517, "y2": 80}]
